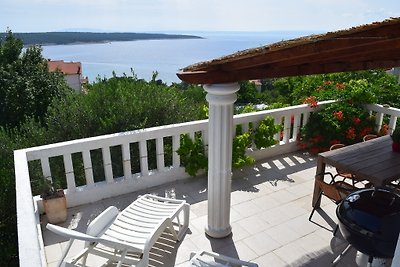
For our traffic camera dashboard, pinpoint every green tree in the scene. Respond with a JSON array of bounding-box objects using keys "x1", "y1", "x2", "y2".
[
  {"x1": 0, "y1": 32, "x2": 69, "y2": 266},
  {"x1": 45, "y1": 75, "x2": 207, "y2": 142},
  {"x1": 237, "y1": 81, "x2": 259, "y2": 104},
  {"x1": 0, "y1": 31, "x2": 69, "y2": 128}
]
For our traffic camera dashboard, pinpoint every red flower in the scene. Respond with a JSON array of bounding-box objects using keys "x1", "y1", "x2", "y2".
[
  {"x1": 379, "y1": 124, "x2": 389, "y2": 136},
  {"x1": 360, "y1": 127, "x2": 373, "y2": 138},
  {"x1": 346, "y1": 127, "x2": 356, "y2": 140},
  {"x1": 324, "y1": 81, "x2": 332, "y2": 85},
  {"x1": 336, "y1": 83, "x2": 345, "y2": 90},
  {"x1": 304, "y1": 96, "x2": 318, "y2": 108},
  {"x1": 352, "y1": 117, "x2": 361, "y2": 125},
  {"x1": 333, "y1": 111, "x2": 344, "y2": 120}
]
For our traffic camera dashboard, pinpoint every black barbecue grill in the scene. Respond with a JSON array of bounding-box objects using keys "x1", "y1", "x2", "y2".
[{"x1": 334, "y1": 188, "x2": 400, "y2": 265}]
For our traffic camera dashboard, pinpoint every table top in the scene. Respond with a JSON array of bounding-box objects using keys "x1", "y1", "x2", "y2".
[{"x1": 318, "y1": 135, "x2": 400, "y2": 186}]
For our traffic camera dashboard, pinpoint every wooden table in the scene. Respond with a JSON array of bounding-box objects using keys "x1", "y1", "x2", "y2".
[{"x1": 312, "y1": 135, "x2": 400, "y2": 207}]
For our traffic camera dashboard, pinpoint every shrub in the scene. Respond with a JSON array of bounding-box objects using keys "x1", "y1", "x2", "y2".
[
  {"x1": 232, "y1": 132, "x2": 255, "y2": 168},
  {"x1": 298, "y1": 79, "x2": 378, "y2": 153},
  {"x1": 178, "y1": 115, "x2": 281, "y2": 175},
  {"x1": 176, "y1": 134, "x2": 207, "y2": 176},
  {"x1": 254, "y1": 116, "x2": 283, "y2": 149}
]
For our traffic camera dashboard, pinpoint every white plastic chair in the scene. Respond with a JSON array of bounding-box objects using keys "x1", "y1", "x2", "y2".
[{"x1": 47, "y1": 194, "x2": 190, "y2": 267}]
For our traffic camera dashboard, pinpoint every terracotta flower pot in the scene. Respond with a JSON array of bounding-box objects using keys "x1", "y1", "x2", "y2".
[{"x1": 43, "y1": 190, "x2": 67, "y2": 224}]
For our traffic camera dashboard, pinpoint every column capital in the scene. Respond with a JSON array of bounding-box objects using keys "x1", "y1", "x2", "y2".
[{"x1": 204, "y1": 83, "x2": 240, "y2": 105}]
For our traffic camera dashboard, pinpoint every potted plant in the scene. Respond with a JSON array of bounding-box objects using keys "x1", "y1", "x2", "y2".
[
  {"x1": 391, "y1": 127, "x2": 400, "y2": 152},
  {"x1": 39, "y1": 178, "x2": 67, "y2": 224}
]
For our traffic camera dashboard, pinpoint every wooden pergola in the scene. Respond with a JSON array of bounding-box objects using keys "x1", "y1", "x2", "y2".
[
  {"x1": 177, "y1": 17, "x2": 400, "y2": 84},
  {"x1": 175, "y1": 17, "x2": 400, "y2": 240}
]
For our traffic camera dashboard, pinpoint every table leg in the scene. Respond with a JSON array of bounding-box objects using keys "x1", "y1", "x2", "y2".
[{"x1": 312, "y1": 155, "x2": 325, "y2": 208}]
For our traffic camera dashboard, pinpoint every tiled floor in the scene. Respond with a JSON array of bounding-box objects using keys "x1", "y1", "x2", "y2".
[{"x1": 41, "y1": 151, "x2": 385, "y2": 267}]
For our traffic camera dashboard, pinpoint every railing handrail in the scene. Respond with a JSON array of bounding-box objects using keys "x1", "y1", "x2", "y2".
[
  {"x1": 24, "y1": 100, "x2": 336, "y2": 160},
  {"x1": 25, "y1": 119, "x2": 209, "y2": 160}
]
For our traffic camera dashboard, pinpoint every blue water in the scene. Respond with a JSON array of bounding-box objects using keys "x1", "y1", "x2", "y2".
[{"x1": 41, "y1": 31, "x2": 316, "y2": 84}]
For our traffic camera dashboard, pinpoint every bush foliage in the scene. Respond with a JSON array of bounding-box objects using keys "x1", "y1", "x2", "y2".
[{"x1": 298, "y1": 79, "x2": 383, "y2": 154}]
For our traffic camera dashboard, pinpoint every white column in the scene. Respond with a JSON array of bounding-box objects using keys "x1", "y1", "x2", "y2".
[{"x1": 204, "y1": 83, "x2": 240, "y2": 238}]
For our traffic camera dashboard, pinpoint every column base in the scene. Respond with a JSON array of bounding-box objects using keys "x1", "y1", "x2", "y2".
[{"x1": 205, "y1": 225, "x2": 232, "y2": 239}]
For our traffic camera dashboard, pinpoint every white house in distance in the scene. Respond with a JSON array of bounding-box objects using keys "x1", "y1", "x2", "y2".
[{"x1": 47, "y1": 60, "x2": 88, "y2": 93}]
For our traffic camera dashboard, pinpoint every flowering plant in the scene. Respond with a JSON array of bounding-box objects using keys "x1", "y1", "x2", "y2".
[{"x1": 298, "y1": 79, "x2": 379, "y2": 154}]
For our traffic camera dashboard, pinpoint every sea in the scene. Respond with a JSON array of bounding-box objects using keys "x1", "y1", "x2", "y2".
[{"x1": 41, "y1": 31, "x2": 317, "y2": 84}]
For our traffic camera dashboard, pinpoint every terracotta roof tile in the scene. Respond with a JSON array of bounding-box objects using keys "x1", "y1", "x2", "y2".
[{"x1": 48, "y1": 60, "x2": 82, "y2": 75}]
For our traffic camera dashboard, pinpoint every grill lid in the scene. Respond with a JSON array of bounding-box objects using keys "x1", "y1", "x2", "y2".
[{"x1": 337, "y1": 188, "x2": 400, "y2": 238}]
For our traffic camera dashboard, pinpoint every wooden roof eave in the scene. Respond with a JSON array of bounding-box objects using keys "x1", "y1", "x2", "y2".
[
  {"x1": 177, "y1": 56, "x2": 400, "y2": 85},
  {"x1": 177, "y1": 17, "x2": 400, "y2": 84},
  {"x1": 181, "y1": 19, "x2": 400, "y2": 73}
]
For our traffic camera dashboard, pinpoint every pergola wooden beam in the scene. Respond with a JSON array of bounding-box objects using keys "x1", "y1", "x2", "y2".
[{"x1": 177, "y1": 58, "x2": 400, "y2": 85}]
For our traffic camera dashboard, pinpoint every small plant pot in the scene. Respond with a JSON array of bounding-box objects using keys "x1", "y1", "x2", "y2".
[
  {"x1": 43, "y1": 190, "x2": 67, "y2": 224},
  {"x1": 392, "y1": 142, "x2": 400, "y2": 152}
]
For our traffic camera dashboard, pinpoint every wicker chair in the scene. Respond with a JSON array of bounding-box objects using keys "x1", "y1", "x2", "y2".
[
  {"x1": 330, "y1": 144, "x2": 365, "y2": 186},
  {"x1": 309, "y1": 172, "x2": 357, "y2": 235}
]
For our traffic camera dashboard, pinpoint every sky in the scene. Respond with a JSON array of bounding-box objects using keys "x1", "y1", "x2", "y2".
[{"x1": 1, "y1": 0, "x2": 400, "y2": 33}]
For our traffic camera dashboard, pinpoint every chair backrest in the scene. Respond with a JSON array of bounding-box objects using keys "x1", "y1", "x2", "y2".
[
  {"x1": 363, "y1": 134, "x2": 378, "y2": 141},
  {"x1": 330, "y1": 143, "x2": 345, "y2": 151},
  {"x1": 316, "y1": 179, "x2": 342, "y2": 202},
  {"x1": 316, "y1": 179, "x2": 356, "y2": 203}
]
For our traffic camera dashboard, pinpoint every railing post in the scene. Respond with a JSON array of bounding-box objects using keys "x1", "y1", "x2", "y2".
[{"x1": 204, "y1": 83, "x2": 239, "y2": 238}]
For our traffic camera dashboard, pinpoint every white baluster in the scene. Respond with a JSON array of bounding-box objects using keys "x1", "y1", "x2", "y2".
[
  {"x1": 156, "y1": 137, "x2": 165, "y2": 172},
  {"x1": 82, "y1": 150, "x2": 94, "y2": 186},
  {"x1": 102, "y1": 147, "x2": 113, "y2": 183},
  {"x1": 172, "y1": 135, "x2": 180, "y2": 168},
  {"x1": 122, "y1": 143, "x2": 132, "y2": 179},
  {"x1": 63, "y1": 154, "x2": 76, "y2": 191},
  {"x1": 40, "y1": 157, "x2": 52, "y2": 182},
  {"x1": 139, "y1": 140, "x2": 149, "y2": 176}
]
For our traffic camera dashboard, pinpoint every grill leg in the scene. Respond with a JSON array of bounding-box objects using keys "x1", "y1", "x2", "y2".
[
  {"x1": 332, "y1": 244, "x2": 352, "y2": 266},
  {"x1": 367, "y1": 255, "x2": 373, "y2": 267}
]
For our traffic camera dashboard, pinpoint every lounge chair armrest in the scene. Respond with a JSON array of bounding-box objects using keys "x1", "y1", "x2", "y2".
[{"x1": 46, "y1": 223, "x2": 101, "y2": 242}]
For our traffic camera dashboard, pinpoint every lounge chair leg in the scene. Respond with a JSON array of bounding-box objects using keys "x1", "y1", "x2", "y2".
[
  {"x1": 56, "y1": 239, "x2": 73, "y2": 267},
  {"x1": 177, "y1": 203, "x2": 190, "y2": 241}
]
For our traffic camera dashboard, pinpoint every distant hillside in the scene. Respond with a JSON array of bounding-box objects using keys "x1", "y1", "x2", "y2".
[{"x1": 0, "y1": 32, "x2": 203, "y2": 46}]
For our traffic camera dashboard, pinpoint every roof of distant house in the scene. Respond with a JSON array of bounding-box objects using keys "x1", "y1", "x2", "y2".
[{"x1": 48, "y1": 60, "x2": 81, "y2": 75}]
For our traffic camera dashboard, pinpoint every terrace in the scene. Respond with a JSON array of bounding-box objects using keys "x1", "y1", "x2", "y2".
[
  {"x1": 15, "y1": 17, "x2": 400, "y2": 266},
  {"x1": 15, "y1": 101, "x2": 400, "y2": 266}
]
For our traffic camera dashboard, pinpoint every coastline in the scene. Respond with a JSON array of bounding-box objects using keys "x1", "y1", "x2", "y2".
[
  {"x1": 3, "y1": 32, "x2": 203, "y2": 46},
  {"x1": 37, "y1": 37, "x2": 205, "y2": 47}
]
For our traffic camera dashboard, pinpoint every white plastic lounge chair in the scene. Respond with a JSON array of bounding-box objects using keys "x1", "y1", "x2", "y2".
[
  {"x1": 189, "y1": 251, "x2": 258, "y2": 267},
  {"x1": 46, "y1": 194, "x2": 190, "y2": 267}
]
